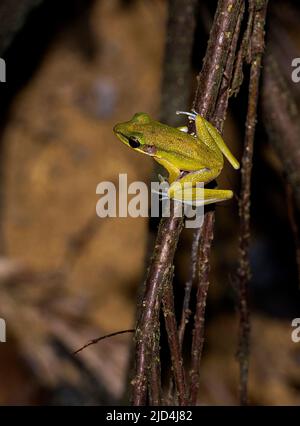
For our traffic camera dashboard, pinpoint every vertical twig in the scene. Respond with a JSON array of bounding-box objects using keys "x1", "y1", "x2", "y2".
[
  {"x1": 132, "y1": 202, "x2": 183, "y2": 405},
  {"x1": 132, "y1": 0, "x2": 252, "y2": 406},
  {"x1": 236, "y1": 0, "x2": 268, "y2": 406},
  {"x1": 178, "y1": 230, "x2": 201, "y2": 349},
  {"x1": 131, "y1": 0, "x2": 198, "y2": 406},
  {"x1": 166, "y1": 229, "x2": 200, "y2": 404},
  {"x1": 162, "y1": 271, "x2": 187, "y2": 405},
  {"x1": 192, "y1": 0, "x2": 243, "y2": 120},
  {"x1": 189, "y1": 0, "x2": 244, "y2": 405},
  {"x1": 148, "y1": 297, "x2": 162, "y2": 406},
  {"x1": 231, "y1": 1, "x2": 256, "y2": 96},
  {"x1": 189, "y1": 211, "x2": 215, "y2": 404},
  {"x1": 214, "y1": 0, "x2": 245, "y2": 127}
]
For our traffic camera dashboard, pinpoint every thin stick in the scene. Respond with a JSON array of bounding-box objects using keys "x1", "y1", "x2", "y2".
[
  {"x1": 164, "y1": 229, "x2": 201, "y2": 404},
  {"x1": 131, "y1": 0, "x2": 198, "y2": 406},
  {"x1": 74, "y1": 329, "x2": 135, "y2": 355},
  {"x1": 132, "y1": 203, "x2": 183, "y2": 405},
  {"x1": 162, "y1": 272, "x2": 187, "y2": 405},
  {"x1": 132, "y1": 0, "x2": 244, "y2": 406},
  {"x1": 178, "y1": 230, "x2": 201, "y2": 349},
  {"x1": 236, "y1": 0, "x2": 268, "y2": 406},
  {"x1": 189, "y1": 211, "x2": 215, "y2": 404},
  {"x1": 148, "y1": 297, "x2": 162, "y2": 406},
  {"x1": 189, "y1": 0, "x2": 244, "y2": 405}
]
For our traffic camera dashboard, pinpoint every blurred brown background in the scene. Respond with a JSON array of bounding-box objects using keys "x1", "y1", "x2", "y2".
[{"x1": 0, "y1": 0, "x2": 299, "y2": 405}]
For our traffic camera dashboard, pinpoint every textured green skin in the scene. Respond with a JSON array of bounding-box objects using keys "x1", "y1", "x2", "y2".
[{"x1": 113, "y1": 112, "x2": 239, "y2": 204}]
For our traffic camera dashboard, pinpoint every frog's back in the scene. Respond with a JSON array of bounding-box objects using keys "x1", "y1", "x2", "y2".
[{"x1": 151, "y1": 122, "x2": 221, "y2": 171}]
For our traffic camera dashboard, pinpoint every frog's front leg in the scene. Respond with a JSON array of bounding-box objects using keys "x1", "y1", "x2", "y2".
[
  {"x1": 168, "y1": 168, "x2": 233, "y2": 205},
  {"x1": 154, "y1": 157, "x2": 181, "y2": 184}
]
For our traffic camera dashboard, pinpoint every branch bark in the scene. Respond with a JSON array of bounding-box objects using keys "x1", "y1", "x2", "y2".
[
  {"x1": 162, "y1": 272, "x2": 187, "y2": 405},
  {"x1": 132, "y1": 0, "x2": 254, "y2": 406},
  {"x1": 148, "y1": 297, "x2": 162, "y2": 406},
  {"x1": 236, "y1": 0, "x2": 268, "y2": 406},
  {"x1": 189, "y1": 0, "x2": 244, "y2": 405},
  {"x1": 131, "y1": 0, "x2": 199, "y2": 405},
  {"x1": 132, "y1": 202, "x2": 183, "y2": 405}
]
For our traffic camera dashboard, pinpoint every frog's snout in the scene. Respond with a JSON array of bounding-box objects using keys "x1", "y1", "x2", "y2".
[{"x1": 113, "y1": 123, "x2": 121, "y2": 134}]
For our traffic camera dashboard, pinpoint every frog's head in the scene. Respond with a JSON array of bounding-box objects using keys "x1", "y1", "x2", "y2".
[{"x1": 113, "y1": 113, "x2": 157, "y2": 156}]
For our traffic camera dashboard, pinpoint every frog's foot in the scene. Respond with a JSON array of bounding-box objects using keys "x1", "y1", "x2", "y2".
[
  {"x1": 158, "y1": 174, "x2": 168, "y2": 183},
  {"x1": 168, "y1": 185, "x2": 234, "y2": 206},
  {"x1": 176, "y1": 110, "x2": 197, "y2": 121}
]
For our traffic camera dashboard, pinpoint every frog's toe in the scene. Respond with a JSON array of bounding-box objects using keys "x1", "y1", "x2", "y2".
[
  {"x1": 177, "y1": 126, "x2": 188, "y2": 133},
  {"x1": 176, "y1": 111, "x2": 197, "y2": 121},
  {"x1": 158, "y1": 174, "x2": 167, "y2": 183}
]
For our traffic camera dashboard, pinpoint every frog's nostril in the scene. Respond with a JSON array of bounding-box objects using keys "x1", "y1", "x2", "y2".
[{"x1": 128, "y1": 137, "x2": 140, "y2": 148}]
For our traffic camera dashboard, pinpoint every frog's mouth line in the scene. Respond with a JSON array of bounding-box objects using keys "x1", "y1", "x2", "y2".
[{"x1": 116, "y1": 131, "x2": 157, "y2": 156}]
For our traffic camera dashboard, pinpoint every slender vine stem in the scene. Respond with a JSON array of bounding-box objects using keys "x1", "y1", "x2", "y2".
[
  {"x1": 236, "y1": 0, "x2": 268, "y2": 406},
  {"x1": 189, "y1": 0, "x2": 244, "y2": 405}
]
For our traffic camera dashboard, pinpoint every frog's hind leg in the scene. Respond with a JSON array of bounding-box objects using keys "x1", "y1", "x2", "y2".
[
  {"x1": 176, "y1": 111, "x2": 221, "y2": 154},
  {"x1": 201, "y1": 188, "x2": 234, "y2": 205},
  {"x1": 176, "y1": 111, "x2": 240, "y2": 170},
  {"x1": 169, "y1": 185, "x2": 233, "y2": 206},
  {"x1": 194, "y1": 114, "x2": 239, "y2": 169},
  {"x1": 168, "y1": 167, "x2": 221, "y2": 200},
  {"x1": 203, "y1": 118, "x2": 240, "y2": 169}
]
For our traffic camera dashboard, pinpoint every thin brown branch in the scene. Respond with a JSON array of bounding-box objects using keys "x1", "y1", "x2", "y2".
[
  {"x1": 73, "y1": 329, "x2": 134, "y2": 355},
  {"x1": 178, "y1": 230, "x2": 201, "y2": 349},
  {"x1": 132, "y1": 203, "x2": 184, "y2": 405},
  {"x1": 162, "y1": 271, "x2": 187, "y2": 405},
  {"x1": 148, "y1": 297, "x2": 162, "y2": 406},
  {"x1": 193, "y1": 0, "x2": 243, "y2": 120},
  {"x1": 215, "y1": 0, "x2": 245, "y2": 128},
  {"x1": 167, "y1": 228, "x2": 199, "y2": 403},
  {"x1": 131, "y1": 0, "x2": 197, "y2": 406},
  {"x1": 189, "y1": 210, "x2": 215, "y2": 404},
  {"x1": 236, "y1": 0, "x2": 268, "y2": 406},
  {"x1": 132, "y1": 0, "x2": 246, "y2": 406},
  {"x1": 231, "y1": 1, "x2": 256, "y2": 96},
  {"x1": 189, "y1": 0, "x2": 244, "y2": 405}
]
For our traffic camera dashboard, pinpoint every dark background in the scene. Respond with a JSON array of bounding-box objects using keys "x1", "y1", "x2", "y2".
[{"x1": 0, "y1": 0, "x2": 299, "y2": 405}]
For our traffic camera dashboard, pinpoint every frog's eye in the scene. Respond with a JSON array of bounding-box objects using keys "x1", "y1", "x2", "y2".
[{"x1": 128, "y1": 136, "x2": 141, "y2": 148}]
